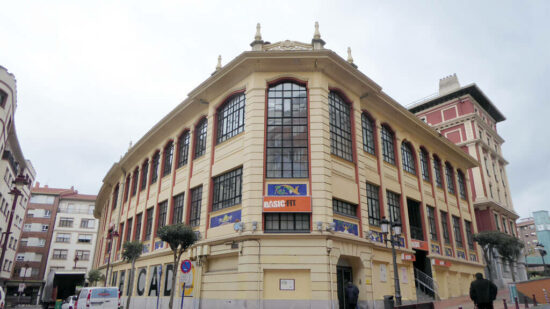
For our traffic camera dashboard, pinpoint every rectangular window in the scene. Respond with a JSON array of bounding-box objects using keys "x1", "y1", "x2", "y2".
[
  {"x1": 141, "y1": 161, "x2": 149, "y2": 191},
  {"x1": 194, "y1": 119, "x2": 208, "y2": 158},
  {"x1": 453, "y1": 216, "x2": 463, "y2": 248},
  {"x1": 126, "y1": 218, "x2": 133, "y2": 242},
  {"x1": 446, "y1": 164, "x2": 455, "y2": 194},
  {"x1": 56, "y1": 233, "x2": 71, "y2": 243},
  {"x1": 212, "y1": 168, "x2": 242, "y2": 211},
  {"x1": 502, "y1": 218, "x2": 508, "y2": 233},
  {"x1": 434, "y1": 158, "x2": 443, "y2": 188},
  {"x1": 145, "y1": 208, "x2": 154, "y2": 240},
  {"x1": 172, "y1": 193, "x2": 185, "y2": 224},
  {"x1": 366, "y1": 183, "x2": 380, "y2": 226},
  {"x1": 387, "y1": 191, "x2": 401, "y2": 224},
  {"x1": 332, "y1": 199, "x2": 357, "y2": 217},
  {"x1": 52, "y1": 249, "x2": 68, "y2": 260},
  {"x1": 190, "y1": 186, "x2": 202, "y2": 227},
  {"x1": 381, "y1": 126, "x2": 395, "y2": 164},
  {"x1": 118, "y1": 223, "x2": 124, "y2": 250},
  {"x1": 427, "y1": 206, "x2": 438, "y2": 241},
  {"x1": 420, "y1": 150, "x2": 430, "y2": 182},
  {"x1": 163, "y1": 142, "x2": 174, "y2": 177},
  {"x1": 494, "y1": 214, "x2": 500, "y2": 231},
  {"x1": 80, "y1": 219, "x2": 96, "y2": 229},
  {"x1": 135, "y1": 213, "x2": 142, "y2": 241},
  {"x1": 59, "y1": 217, "x2": 73, "y2": 228},
  {"x1": 217, "y1": 93, "x2": 246, "y2": 143},
  {"x1": 41, "y1": 224, "x2": 48, "y2": 231},
  {"x1": 124, "y1": 176, "x2": 130, "y2": 201},
  {"x1": 157, "y1": 201, "x2": 168, "y2": 233},
  {"x1": 78, "y1": 234, "x2": 93, "y2": 243},
  {"x1": 407, "y1": 199, "x2": 423, "y2": 241},
  {"x1": 265, "y1": 213, "x2": 310, "y2": 232},
  {"x1": 329, "y1": 92, "x2": 353, "y2": 161},
  {"x1": 465, "y1": 220, "x2": 474, "y2": 250},
  {"x1": 131, "y1": 169, "x2": 139, "y2": 196},
  {"x1": 177, "y1": 131, "x2": 190, "y2": 168},
  {"x1": 266, "y1": 82, "x2": 308, "y2": 178},
  {"x1": 458, "y1": 171, "x2": 466, "y2": 199},
  {"x1": 441, "y1": 211, "x2": 450, "y2": 244},
  {"x1": 151, "y1": 152, "x2": 160, "y2": 184},
  {"x1": 75, "y1": 250, "x2": 90, "y2": 261},
  {"x1": 361, "y1": 113, "x2": 375, "y2": 155}
]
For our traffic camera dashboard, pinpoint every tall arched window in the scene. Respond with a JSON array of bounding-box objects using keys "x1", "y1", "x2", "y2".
[
  {"x1": 433, "y1": 156, "x2": 442, "y2": 188},
  {"x1": 381, "y1": 125, "x2": 395, "y2": 164},
  {"x1": 329, "y1": 91, "x2": 353, "y2": 161},
  {"x1": 458, "y1": 170, "x2": 466, "y2": 199},
  {"x1": 131, "y1": 167, "x2": 139, "y2": 196},
  {"x1": 162, "y1": 141, "x2": 173, "y2": 177},
  {"x1": 420, "y1": 148, "x2": 430, "y2": 181},
  {"x1": 266, "y1": 82, "x2": 308, "y2": 178},
  {"x1": 177, "y1": 131, "x2": 190, "y2": 168},
  {"x1": 112, "y1": 184, "x2": 119, "y2": 210},
  {"x1": 217, "y1": 93, "x2": 245, "y2": 143},
  {"x1": 194, "y1": 118, "x2": 208, "y2": 159},
  {"x1": 361, "y1": 113, "x2": 375, "y2": 155},
  {"x1": 124, "y1": 175, "x2": 131, "y2": 201},
  {"x1": 445, "y1": 163, "x2": 455, "y2": 194},
  {"x1": 140, "y1": 160, "x2": 149, "y2": 191},
  {"x1": 150, "y1": 151, "x2": 160, "y2": 184},
  {"x1": 401, "y1": 142, "x2": 416, "y2": 175}
]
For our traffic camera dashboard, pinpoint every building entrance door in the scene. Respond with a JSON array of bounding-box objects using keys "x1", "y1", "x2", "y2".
[
  {"x1": 337, "y1": 266, "x2": 353, "y2": 309},
  {"x1": 413, "y1": 249, "x2": 435, "y2": 298}
]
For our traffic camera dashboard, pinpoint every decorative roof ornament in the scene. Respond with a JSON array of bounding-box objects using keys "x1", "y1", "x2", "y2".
[
  {"x1": 347, "y1": 47, "x2": 357, "y2": 68},
  {"x1": 311, "y1": 21, "x2": 326, "y2": 50},
  {"x1": 216, "y1": 55, "x2": 222, "y2": 71},
  {"x1": 264, "y1": 40, "x2": 313, "y2": 51},
  {"x1": 250, "y1": 23, "x2": 264, "y2": 51}
]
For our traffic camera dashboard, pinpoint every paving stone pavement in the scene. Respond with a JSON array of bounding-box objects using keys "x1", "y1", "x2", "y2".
[{"x1": 433, "y1": 289, "x2": 550, "y2": 309}]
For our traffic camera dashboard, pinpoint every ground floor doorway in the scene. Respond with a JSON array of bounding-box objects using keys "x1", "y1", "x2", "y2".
[{"x1": 337, "y1": 266, "x2": 353, "y2": 309}]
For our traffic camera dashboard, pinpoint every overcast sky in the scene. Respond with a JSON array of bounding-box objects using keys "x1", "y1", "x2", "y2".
[{"x1": 1, "y1": 1, "x2": 548, "y2": 218}]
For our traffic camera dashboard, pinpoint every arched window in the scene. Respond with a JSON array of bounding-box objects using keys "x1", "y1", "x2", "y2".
[
  {"x1": 266, "y1": 82, "x2": 308, "y2": 178},
  {"x1": 162, "y1": 141, "x2": 174, "y2": 177},
  {"x1": 445, "y1": 163, "x2": 455, "y2": 194},
  {"x1": 194, "y1": 118, "x2": 208, "y2": 159},
  {"x1": 140, "y1": 160, "x2": 149, "y2": 191},
  {"x1": 401, "y1": 142, "x2": 416, "y2": 175},
  {"x1": 131, "y1": 167, "x2": 139, "y2": 196},
  {"x1": 124, "y1": 175, "x2": 131, "y2": 201},
  {"x1": 361, "y1": 113, "x2": 375, "y2": 155},
  {"x1": 457, "y1": 170, "x2": 466, "y2": 199},
  {"x1": 433, "y1": 156, "x2": 442, "y2": 188},
  {"x1": 381, "y1": 125, "x2": 395, "y2": 164},
  {"x1": 177, "y1": 131, "x2": 190, "y2": 168},
  {"x1": 329, "y1": 91, "x2": 353, "y2": 161},
  {"x1": 217, "y1": 93, "x2": 245, "y2": 143},
  {"x1": 420, "y1": 148, "x2": 430, "y2": 181},
  {"x1": 112, "y1": 184, "x2": 119, "y2": 210},
  {"x1": 150, "y1": 151, "x2": 160, "y2": 184}
]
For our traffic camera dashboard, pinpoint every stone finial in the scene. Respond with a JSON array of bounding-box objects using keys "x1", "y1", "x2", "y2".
[
  {"x1": 439, "y1": 73, "x2": 460, "y2": 95},
  {"x1": 216, "y1": 55, "x2": 222, "y2": 71},
  {"x1": 311, "y1": 21, "x2": 326, "y2": 50},
  {"x1": 250, "y1": 23, "x2": 264, "y2": 51},
  {"x1": 347, "y1": 47, "x2": 357, "y2": 68}
]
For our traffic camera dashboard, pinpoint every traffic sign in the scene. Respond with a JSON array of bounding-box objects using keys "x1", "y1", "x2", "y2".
[
  {"x1": 18, "y1": 283, "x2": 25, "y2": 292},
  {"x1": 181, "y1": 260, "x2": 192, "y2": 273}
]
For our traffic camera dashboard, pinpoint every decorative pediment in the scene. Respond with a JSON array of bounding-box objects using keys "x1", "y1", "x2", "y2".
[{"x1": 264, "y1": 40, "x2": 313, "y2": 51}]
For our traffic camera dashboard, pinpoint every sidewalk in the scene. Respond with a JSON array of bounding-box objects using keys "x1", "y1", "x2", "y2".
[{"x1": 433, "y1": 289, "x2": 550, "y2": 309}]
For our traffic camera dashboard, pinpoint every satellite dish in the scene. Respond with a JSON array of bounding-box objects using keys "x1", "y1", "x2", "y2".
[{"x1": 233, "y1": 222, "x2": 242, "y2": 232}]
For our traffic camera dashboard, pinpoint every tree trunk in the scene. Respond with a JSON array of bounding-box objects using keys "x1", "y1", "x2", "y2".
[
  {"x1": 482, "y1": 246, "x2": 493, "y2": 281},
  {"x1": 510, "y1": 260, "x2": 516, "y2": 282},
  {"x1": 169, "y1": 251, "x2": 177, "y2": 309},
  {"x1": 126, "y1": 259, "x2": 135, "y2": 309}
]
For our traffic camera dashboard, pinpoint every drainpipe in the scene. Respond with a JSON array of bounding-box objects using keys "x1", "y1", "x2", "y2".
[
  {"x1": 327, "y1": 239, "x2": 334, "y2": 309},
  {"x1": 249, "y1": 239, "x2": 262, "y2": 309}
]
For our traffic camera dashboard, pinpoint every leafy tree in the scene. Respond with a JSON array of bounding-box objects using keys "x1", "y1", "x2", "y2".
[
  {"x1": 122, "y1": 241, "x2": 143, "y2": 309},
  {"x1": 88, "y1": 269, "x2": 105, "y2": 286},
  {"x1": 496, "y1": 234, "x2": 524, "y2": 282},
  {"x1": 474, "y1": 231, "x2": 506, "y2": 281},
  {"x1": 158, "y1": 223, "x2": 197, "y2": 309}
]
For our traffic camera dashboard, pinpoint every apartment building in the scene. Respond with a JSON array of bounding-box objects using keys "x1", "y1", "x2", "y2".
[{"x1": 93, "y1": 24, "x2": 484, "y2": 309}]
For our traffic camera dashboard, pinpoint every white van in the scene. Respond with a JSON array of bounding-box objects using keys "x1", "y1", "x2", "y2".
[{"x1": 76, "y1": 287, "x2": 120, "y2": 309}]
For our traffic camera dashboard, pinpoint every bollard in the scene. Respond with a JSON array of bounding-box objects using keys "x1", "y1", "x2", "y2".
[
  {"x1": 533, "y1": 294, "x2": 537, "y2": 307},
  {"x1": 515, "y1": 296, "x2": 520, "y2": 309},
  {"x1": 503, "y1": 299, "x2": 508, "y2": 309},
  {"x1": 524, "y1": 296, "x2": 529, "y2": 309}
]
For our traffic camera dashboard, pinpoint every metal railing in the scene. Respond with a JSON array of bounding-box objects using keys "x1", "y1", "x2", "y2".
[{"x1": 414, "y1": 267, "x2": 440, "y2": 301}]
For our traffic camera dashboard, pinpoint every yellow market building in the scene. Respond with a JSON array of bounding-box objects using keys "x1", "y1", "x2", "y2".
[{"x1": 93, "y1": 24, "x2": 484, "y2": 309}]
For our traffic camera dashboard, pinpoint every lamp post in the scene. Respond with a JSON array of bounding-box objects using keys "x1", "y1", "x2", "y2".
[
  {"x1": 0, "y1": 174, "x2": 30, "y2": 273},
  {"x1": 381, "y1": 216, "x2": 403, "y2": 306},
  {"x1": 104, "y1": 226, "x2": 119, "y2": 287}
]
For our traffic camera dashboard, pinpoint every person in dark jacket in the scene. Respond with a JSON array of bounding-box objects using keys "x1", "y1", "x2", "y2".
[
  {"x1": 345, "y1": 281, "x2": 359, "y2": 309},
  {"x1": 470, "y1": 273, "x2": 498, "y2": 309}
]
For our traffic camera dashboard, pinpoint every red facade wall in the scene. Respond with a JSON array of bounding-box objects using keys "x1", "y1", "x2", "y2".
[
  {"x1": 443, "y1": 107, "x2": 457, "y2": 121},
  {"x1": 441, "y1": 124, "x2": 466, "y2": 144},
  {"x1": 426, "y1": 110, "x2": 442, "y2": 124},
  {"x1": 475, "y1": 208, "x2": 495, "y2": 232}
]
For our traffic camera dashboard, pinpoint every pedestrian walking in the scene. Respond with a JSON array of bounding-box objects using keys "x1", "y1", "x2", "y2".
[
  {"x1": 345, "y1": 281, "x2": 359, "y2": 309},
  {"x1": 470, "y1": 273, "x2": 498, "y2": 309}
]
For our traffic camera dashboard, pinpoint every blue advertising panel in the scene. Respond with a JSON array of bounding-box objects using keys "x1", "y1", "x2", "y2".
[
  {"x1": 333, "y1": 219, "x2": 359, "y2": 236},
  {"x1": 267, "y1": 184, "x2": 307, "y2": 196},
  {"x1": 210, "y1": 209, "x2": 242, "y2": 228}
]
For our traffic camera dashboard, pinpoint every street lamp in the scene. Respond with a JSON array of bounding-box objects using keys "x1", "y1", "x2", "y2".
[
  {"x1": 0, "y1": 174, "x2": 30, "y2": 272},
  {"x1": 104, "y1": 226, "x2": 119, "y2": 287},
  {"x1": 381, "y1": 216, "x2": 403, "y2": 306}
]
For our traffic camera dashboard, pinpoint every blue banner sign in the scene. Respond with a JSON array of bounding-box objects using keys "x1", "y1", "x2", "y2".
[
  {"x1": 267, "y1": 184, "x2": 307, "y2": 196},
  {"x1": 333, "y1": 219, "x2": 358, "y2": 236},
  {"x1": 210, "y1": 209, "x2": 242, "y2": 228}
]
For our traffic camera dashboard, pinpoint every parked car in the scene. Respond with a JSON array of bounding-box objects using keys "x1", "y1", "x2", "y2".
[
  {"x1": 62, "y1": 295, "x2": 78, "y2": 309},
  {"x1": 76, "y1": 287, "x2": 120, "y2": 309},
  {"x1": 0, "y1": 286, "x2": 5, "y2": 309}
]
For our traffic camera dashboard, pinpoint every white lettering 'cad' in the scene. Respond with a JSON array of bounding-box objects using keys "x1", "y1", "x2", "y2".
[{"x1": 263, "y1": 200, "x2": 286, "y2": 208}]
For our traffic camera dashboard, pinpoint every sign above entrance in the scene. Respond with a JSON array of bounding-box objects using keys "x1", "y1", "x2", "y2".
[
  {"x1": 401, "y1": 253, "x2": 416, "y2": 262},
  {"x1": 263, "y1": 196, "x2": 311, "y2": 212},
  {"x1": 411, "y1": 239, "x2": 429, "y2": 251},
  {"x1": 268, "y1": 184, "x2": 307, "y2": 196},
  {"x1": 432, "y1": 259, "x2": 451, "y2": 267}
]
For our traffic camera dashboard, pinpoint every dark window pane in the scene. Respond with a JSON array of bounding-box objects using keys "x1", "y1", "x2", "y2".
[
  {"x1": 366, "y1": 183, "x2": 380, "y2": 226},
  {"x1": 212, "y1": 168, "x2": 242, "y2": 211},
  {"x1": 381, "y1": 126, "x2": 395, "y2": 164},
  {"x1": 361, "y1": 113, "x2": 375, "y2": 155},
  {"x1": 329, "y1": 92, "x2": 353, "y2": 161},
  {"x1": 190, "y1": 186, "x2": 202, "y2": 227},
  {"x1": 217, "y1": 93, "x2": 246, "y2": 143},
  {"x1": 194, "y1": 119, "x2": 208, "y2": 159},
  {"x1": 177, "y1": 131, "x2": 190, "y2": 168},
  {"x1": 172, "y1": 193, "x2": 185, "y2": 224},
  {"x1": 401, "y1": 143, "x2": 416, "y2": 175}
]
